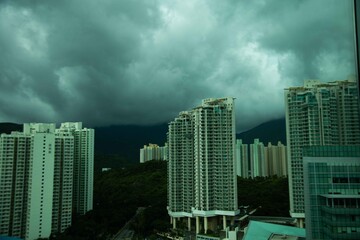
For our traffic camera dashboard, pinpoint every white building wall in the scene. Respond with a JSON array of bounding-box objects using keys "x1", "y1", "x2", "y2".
[
  {"x1": 52, "y1": 134, "x2": 74, "y2": 233},
  {"x1": 25, "y1": 130, "x2": 55, "y2": 240},
  {"x1": 235, "y1": 139, "x2": 248, "y2": 177},
  {"x1": 250, "y1": 139, "x2": 265, "y2": 177},
  {"x1": 139, "y1": 143, "x2": 168, "y2": 163},
  {"x1": 0, "y1": 122, "x2": 94, "y2": 239},
  {"x1": 140, "y1": 149, "x2": 145, "y2": 163}
]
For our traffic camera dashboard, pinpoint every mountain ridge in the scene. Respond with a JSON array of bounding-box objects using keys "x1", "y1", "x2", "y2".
[{"x1": 0, "y1": 118, "x2": 286, "y2": 164}]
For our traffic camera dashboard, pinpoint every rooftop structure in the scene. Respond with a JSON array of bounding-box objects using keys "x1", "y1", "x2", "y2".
[{"x1": 243, "y1": 221, "x2": 306, "y2": 240}]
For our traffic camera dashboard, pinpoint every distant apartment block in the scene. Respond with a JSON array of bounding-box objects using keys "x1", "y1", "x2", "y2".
[
  {"x1": 0, "y1": 122, "x2": 94, "y2": 240},
  {"x1": 250, "y1": 139, "x2": 265, "y2": 177},
  {"x1": 236, "y1": 139, "x2": 287, "y2": 178},
  {"x1": 264, "y1": 142, "x2": 287, "y2": 177},
  {"x1": 303, "y1": 146, "x2": 360, "y2": 240},
  {"x1": 235, "y1": 139, "x2": 249, "y2": 177},
  {"x1": 139, "y1": 143, "x2": 168, "y2": 163},
  {"x1": 167, "y1": 97, "x2": 239, "y2": 234},
  {"x1": 285, "y1": 78, "x2": 360, "y2": 226}
]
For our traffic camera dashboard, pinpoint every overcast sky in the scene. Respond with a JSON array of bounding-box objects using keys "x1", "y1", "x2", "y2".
[{"x1": 0, "y1": 0, "x2": 356, "y2": 131}]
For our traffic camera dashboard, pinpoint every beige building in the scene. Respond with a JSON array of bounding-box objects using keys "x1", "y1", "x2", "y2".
[
  {"x1": 139, "y1": 143, "x2": 167, "y2": 163},
  {"x1": 264, "y1": 142, "x2": 287, "y2": 177},
  {"x1": 250, "y1": 139, "x2": 265, "y2": 178}
]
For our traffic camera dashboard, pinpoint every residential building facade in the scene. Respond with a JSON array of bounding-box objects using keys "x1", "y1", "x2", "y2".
[
  {"x1": 0, "y1": 124, "x2": 56, "y2": 240},
  {"x1": 264, "y1": 141, "x2": 287, "y2": 177},
  {"x1": 52, "y1": 132, "x2": 74, "y2": 233},
  {"x1": 236, "y1": 139, "x2": 287, "y2": 178},
  {"x1": 167, "y1": 97, "x2": 239, "y2": 234},
  {"x1": 235, "y1": 139, "x2": 249, "y2": 177},
  {"x1": 167, "y1": 111, "x2": 194, "y2": 217},
  {"x1": 139, "y1": 143, "x2": 168, "y2": 163},
  {"x1": 58, "y1": 122, "x2": 94, "y2": 215},
  {"x1": 285, "y1": 78, "x2": 360, "y2": 226},
  {"x1": 249, "y1": 139, "x2": 265, "y2": 178},
  {"x1": 0, "y1": 122, "x2": 94, "y2": 240}
]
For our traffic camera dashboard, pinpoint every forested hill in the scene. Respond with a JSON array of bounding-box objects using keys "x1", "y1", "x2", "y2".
[
  {"x1": 236, "y1": 118, "x2": 286, "y2": 145},
  {"x1": 0, "y1": 118, "x2": 286, "y2": 166},
  {"x1": 53, "y1": 160, "x2": 169, "y2": 239}
]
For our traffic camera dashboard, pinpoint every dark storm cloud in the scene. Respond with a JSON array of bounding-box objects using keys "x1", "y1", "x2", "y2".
[{"x1": 0, "y1": 0, "x2": 355, "y2": 131}]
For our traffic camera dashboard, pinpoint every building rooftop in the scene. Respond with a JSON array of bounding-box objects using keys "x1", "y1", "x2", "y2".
[{"x1": 243, "y1": 220, "x2": 305, "y2": 240}]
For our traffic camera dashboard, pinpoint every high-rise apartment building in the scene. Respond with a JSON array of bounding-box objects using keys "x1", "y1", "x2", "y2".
[
  {"x1": 0, "y1": 122, "x2": 94, "y2": 240},
  {"x1": 236, "y1": 139, "x2": 287, "y2": 178},
  {"x1": 235, "y1": 139, "x2": 249, "y2": 177},
  {"x1": 52, "y1": 131, "x2": 74, "y2": 233},
  {"x1": 285, "y1": 78, "x2": 360, "y2": 227},
  {"x1": 168, "y1": 111, "x2": 194, "y2": 218},
  {"x1": 249, "y1": 139, "x2": 265, "y2": 178},
  {"x1": 167, "y1": 97, "x2": 239, "y2": 234},
  {"x1": 264, "y1": 141, "x2": 287, "y2": 177},
  {"x1": 0, "y1": 124, "x2": 56, "y2": 240},
  {"x1": 139, "y1": 143, "x2": 168, "y2": 163},
  {"x1": 303, "y1": 146, "x2": 360, "y2": 240},
  {"x1": 58, "y1": 122, "x2": 94, "y2": 215}
]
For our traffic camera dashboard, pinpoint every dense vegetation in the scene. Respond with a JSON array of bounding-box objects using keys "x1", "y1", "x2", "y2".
[
  {"x1": 237, "y1": 176, "x2": 289, "y2": 216},
  {"x1": 52, "y1": 161, "x2": 169, "y2": 240},
  {"x1": 53, "y1": 161, "x2": 289, "y2": 239}
]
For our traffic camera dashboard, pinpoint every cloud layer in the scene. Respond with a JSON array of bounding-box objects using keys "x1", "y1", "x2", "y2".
[{"x1": 0, "y1": 0, "x2": 356, "y2": 131}]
